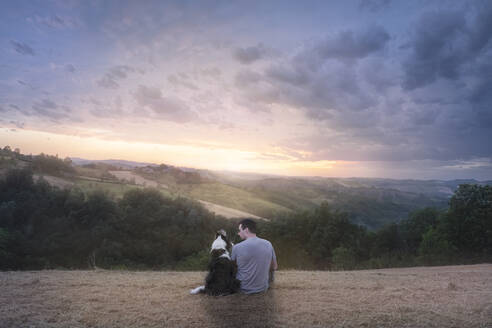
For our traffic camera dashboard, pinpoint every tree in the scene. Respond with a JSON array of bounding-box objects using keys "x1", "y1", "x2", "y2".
[
  {"x1": 400, "y1": 208, "x2": 440, "y2": 254},
  {"x1": 0, "y1": 228, "x2": 13, "y2": 269},
  {"x1": 332, "y1": 246, "x2": 357, "y2": 270},
  {"x1": 418, "y1": 227, "x2": 456, "y2": 265},
  {"x1": 442, "y1": 184, "x2": 492, "y2": 257}
]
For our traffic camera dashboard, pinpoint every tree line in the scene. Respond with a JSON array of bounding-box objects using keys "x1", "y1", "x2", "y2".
[{"x1": 0, "y1": 168, "x2": 490, "y2": 271}]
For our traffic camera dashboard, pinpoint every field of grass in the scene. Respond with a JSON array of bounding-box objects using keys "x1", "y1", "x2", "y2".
[
  {"x1": 180, "y1": 182, "x2": 292, "y2": 218},
  {"x1": 198, "y1": 200, "x2": 266, "y2": 220},
  {"x1": 73, "y1": 178, "x2": 144, "y2": 198},
  {"x1": 1, "y1": 264, "x2": 491, "y2": 327}
]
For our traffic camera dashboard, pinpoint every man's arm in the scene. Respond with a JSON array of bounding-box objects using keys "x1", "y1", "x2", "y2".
[
  {"x1": 269, "y1": 248, "x2": 277, "y2": 284},
  {"x1": 270, "y1": 246, "x2": 278, "y2": 271}
]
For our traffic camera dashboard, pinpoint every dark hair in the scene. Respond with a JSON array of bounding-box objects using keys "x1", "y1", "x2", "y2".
[{"x1": 239, "y1": 218, "x2": 257, "y2": 234}]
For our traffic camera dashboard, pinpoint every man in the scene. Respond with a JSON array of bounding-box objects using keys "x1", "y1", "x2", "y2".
[{"x1": 231, "y1": 218, "x2": 277, "y2": 294}]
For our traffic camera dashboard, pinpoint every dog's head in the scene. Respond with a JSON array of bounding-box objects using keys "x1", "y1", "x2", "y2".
[{"x1": 210, "y1": 229, "x2": 233, "y2": 258}]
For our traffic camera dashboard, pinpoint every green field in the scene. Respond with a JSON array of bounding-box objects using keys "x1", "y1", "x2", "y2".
[{"x1": 178, "y1": 182, "x2": 292, "y2": 218}]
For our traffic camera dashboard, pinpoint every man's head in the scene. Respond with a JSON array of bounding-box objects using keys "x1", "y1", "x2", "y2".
[{"x1": 238, "y1": 218, "x2": 257, "y2": 240}]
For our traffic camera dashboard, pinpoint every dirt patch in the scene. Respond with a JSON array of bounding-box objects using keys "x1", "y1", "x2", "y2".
[{"x1": 1, "y1": 264, "x2": 491, "y2": 327}]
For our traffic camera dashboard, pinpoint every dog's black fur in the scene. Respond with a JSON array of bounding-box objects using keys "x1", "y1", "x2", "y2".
[{"x1": 195, "y1": 230, "x2": 241, "y2": 296}]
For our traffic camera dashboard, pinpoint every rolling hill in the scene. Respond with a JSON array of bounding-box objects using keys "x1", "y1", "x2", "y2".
[{"x1": 2, "y1": 148, "x2": 490, "y2": 229}]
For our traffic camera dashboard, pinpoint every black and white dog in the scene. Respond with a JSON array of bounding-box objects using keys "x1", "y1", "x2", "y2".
[{"x1": 190, "y1": 229, "x2": 240, "y2": 296}]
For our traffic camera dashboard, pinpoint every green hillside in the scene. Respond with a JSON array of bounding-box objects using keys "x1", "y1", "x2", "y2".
[{"x1": 0, "y1": 146, "x2": 477, "y2": 229}]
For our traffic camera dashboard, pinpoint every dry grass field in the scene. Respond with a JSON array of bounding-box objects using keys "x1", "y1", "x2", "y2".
[{"x1": 1, "y1": 264, "x2": 491, "y2": 328}]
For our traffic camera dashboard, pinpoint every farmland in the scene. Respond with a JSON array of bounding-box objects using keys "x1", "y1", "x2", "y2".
[{"x1": 1, "y1": 264, "x2": 491, "y2": 327}]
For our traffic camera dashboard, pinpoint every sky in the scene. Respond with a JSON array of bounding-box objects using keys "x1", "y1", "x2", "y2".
[{"x1": 1, "y1": 0, "x2": 492, "y2": 180}]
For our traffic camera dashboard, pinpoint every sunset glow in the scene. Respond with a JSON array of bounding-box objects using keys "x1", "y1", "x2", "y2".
[{"x1": 1, "y1": 1, "x2": 491, "y2": 179}]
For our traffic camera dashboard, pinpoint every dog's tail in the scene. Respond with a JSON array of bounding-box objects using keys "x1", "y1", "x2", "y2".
[{"x1": 190, "y1": 285, "x2": 205, "y2": 295}]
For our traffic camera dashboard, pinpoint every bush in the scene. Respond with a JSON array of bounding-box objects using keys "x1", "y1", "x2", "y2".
[
  {"x1": 331, "y1": 247, "x2": 357, "y2": 270},
  {"x1": 175, "y1": 249, "x2": 209, "y2": 271},
  {"x1": 417, "y1": 228, "x2": 457, "y2": 265}
]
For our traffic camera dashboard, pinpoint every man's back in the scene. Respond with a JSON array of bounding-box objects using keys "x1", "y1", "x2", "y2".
[{"x1": 231, "y1": 236, "x2": 276, "y2": 294}]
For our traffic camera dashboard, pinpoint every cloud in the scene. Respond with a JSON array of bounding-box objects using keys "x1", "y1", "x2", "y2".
[
  {"x1": 234, "y1": 70, "x2": 262, "y2": 86},
  {"x1": 17, "y1": 80, "x2": 36, "y2": 90},
  {"x1": 27, "y1": 14, "x2": 79, "y2": 29},
  {"x1": 88, "y1": 96, "x2": 126, "y2": 118},
  {"x1": 265, "y1": 65, "x2": 309, "y2": 86},
  {"x1": 10, "y1": 40, "x2": 35, "y2": 56},
  {"x1": 65, "y1": 64, "x2": 76, "y2": 73},
  {"x1": 200, "y1": 67, "x2": 222, "y2": 78},
  {"x1": 97, "y1": 65, "x2": 138, "y2": 89},
  {"x1": 6, "y1": 104, "x2": 30, "y2": 116},
  {"x1": 307, "y1": 25, "x2": 390, "y2": 63},
  {"x1": 468, "y1": 1, "x2": 492, "y2": 53},
  {"x1": 358, "y1": 0, "x2": 391, "y2": 12},
  {"x1": 233, "y1": 25, "x2": 389, "y2": 116},
  {"x1": 230, "y1": 9, "x2": 492, "y2": 165},
  {"x1": 9, "y1": 120, "x2": 25, "y2": 129},
  {"x1": 233, "y1": 44, "x2": 267, "y2": 64},
  {"x1": 237, "y1": 44, "x2": 380, "y2": 118},
  {"x1": 402, "y1": 10, "x2": 467, "y2": 90},
  {"x1": 134, "y1": 85, "x2": 197, "y2": 123},
  {"x1": 401, "y1": 2, "x2": 492, "y2": 91},
  {"x1": 31, "y1": 99, "x2": 72, "y2": 121},
  {"x1": 168, "y1": 73, "x2": 199, "y2": 90}
]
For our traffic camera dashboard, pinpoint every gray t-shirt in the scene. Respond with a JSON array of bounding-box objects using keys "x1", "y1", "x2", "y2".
[{"x1": 231, "y1": 237, "x2": 277, "y2": 294}]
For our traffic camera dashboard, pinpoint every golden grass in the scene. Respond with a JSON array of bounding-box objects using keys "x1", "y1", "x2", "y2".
[
  {"x1": 183, "y1": 182, "x2": 291, "y2": 218},
  {"x1": 1, "y1": 264, "x2": 491, "y2": 327},
  {"x1": 198, "y1": 200, "x2": 267, "y2": 220}
]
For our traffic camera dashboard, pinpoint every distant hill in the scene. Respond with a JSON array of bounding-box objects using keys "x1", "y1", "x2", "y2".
[
  {"x1": 2, "y1": 149, "x2": 491, "y2": 230},
  {"x1": 70, "y1": 157, "x2": 158, "y2": 169}
]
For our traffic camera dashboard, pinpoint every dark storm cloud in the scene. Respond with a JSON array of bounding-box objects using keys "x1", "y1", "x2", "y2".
[
  {"x1": 134, "y1": 85, "x2": 197, "y2": 123},
  {"x1": 10, "y1": 40, "x2": 35, "y2": 56},
  {"x1": 233, "y1": 44, "x2": 266, "y2": 64},
  {"x1": 241, "y1": 25, "x2": 390, "y2": 117},
  {"x1": 245, "y1": 25, "x2": 389, "y2": 115},
  {"x1": 235, "y1": 9, "x2": 492, "y2": 164},
  {"x1": 402, "y1": 2, "x2": 492, "y2": 91},
  {"x1": 396, "y1": 2, "x2": 492, "y2": 158},
  {"x1": 402, "y1": 10, "x2": 467, "y2": 90},
  {"x1": 311, "y1": 25, "x2": 390, "y2": 61}
]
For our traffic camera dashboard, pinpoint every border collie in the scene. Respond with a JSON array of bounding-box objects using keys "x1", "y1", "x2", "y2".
[{"x1": 190, "y1": 229, "x2": 240, "y2": 296}]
